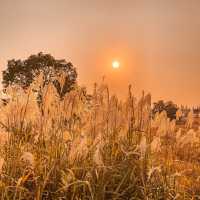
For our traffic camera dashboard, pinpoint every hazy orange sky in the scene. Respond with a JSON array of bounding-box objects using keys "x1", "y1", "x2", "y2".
[{"x1": 0, "y1": 0, "x2": 199, "y2": 106}]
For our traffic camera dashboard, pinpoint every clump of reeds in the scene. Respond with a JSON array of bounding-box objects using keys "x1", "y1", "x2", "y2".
[
  {"x1": 0, "y1": 73, "x2": 154, "y2": 199},
  {"x1": 0, "y1": 72, "x2": 199, "y2": 199}
]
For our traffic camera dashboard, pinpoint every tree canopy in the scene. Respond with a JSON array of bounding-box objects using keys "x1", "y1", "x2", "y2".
[
  {"x1": 2, "y1": 52, "x2": 77, "y2": 98},
  {"x1": 152, "y1": 100, "x2": 178, "y2": 120}
]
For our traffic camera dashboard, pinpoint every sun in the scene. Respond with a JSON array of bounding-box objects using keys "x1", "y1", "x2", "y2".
[{"x1": 112, "y1": 60, "x2": 120, "y2": 69}]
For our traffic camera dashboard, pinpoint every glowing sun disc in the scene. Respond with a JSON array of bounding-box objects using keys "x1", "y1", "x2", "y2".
[{"x1": 112, "y1": 61, "x2": 120, "y2": 69}]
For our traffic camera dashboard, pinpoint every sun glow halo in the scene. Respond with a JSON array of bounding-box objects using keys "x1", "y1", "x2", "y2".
[{"x1": 112, "y1": 60, "x2": 120, "y2": 69}]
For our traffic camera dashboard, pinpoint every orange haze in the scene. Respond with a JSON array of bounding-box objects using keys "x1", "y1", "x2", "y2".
[{"x1": 0, "y1": 0, "x2": 199, "y2": 106}]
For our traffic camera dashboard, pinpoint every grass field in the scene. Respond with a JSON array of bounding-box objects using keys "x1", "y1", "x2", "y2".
[{"x1": 0, "y1": 80, "x2": 199, "y2": 199}]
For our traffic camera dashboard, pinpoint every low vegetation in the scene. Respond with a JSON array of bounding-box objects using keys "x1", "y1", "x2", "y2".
[{"x1": 0, "y1": 54, "x2": 199, "y2": 199}]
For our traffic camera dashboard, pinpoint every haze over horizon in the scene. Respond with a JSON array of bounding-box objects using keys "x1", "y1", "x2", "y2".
[{"x1": 0, "y1": 0, "x2": 199, "y2": 106}]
